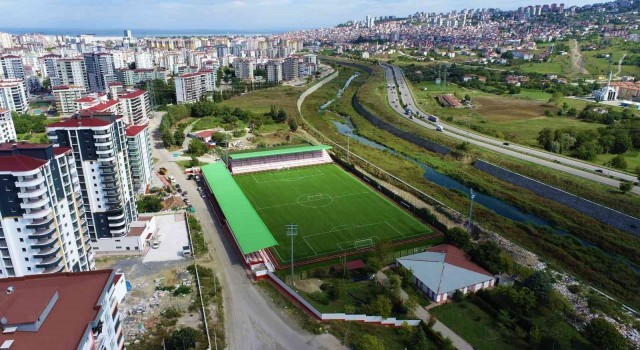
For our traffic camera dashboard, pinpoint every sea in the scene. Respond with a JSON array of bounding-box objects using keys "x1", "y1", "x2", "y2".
[{"x1": 0, "y1": 28, "x2": 290, "y2": 37}]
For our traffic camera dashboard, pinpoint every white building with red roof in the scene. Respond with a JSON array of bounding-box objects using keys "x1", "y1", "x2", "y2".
[
  {"x1": 0, "y1": 143, "x2": 93, "y2": 277},
  {"x1": 47, "y1": 112, "x2": 138, "y2": 241},
  {"x1": 175, "y1": 70, "x2": 216, "y2": 104},
  {"x1": 0, "y1": 109, "x2": 16, "y2": 143},
  {"x1": 52, "y1": 85, "x2": 86, "y2": 115},
  {"x1": 396, "y1": 244, "x2": 495, "y2": 302},
  {"x1": 0, "y1": 269, "x2": 126, "y2": 350},
  {"x1": 118, "y1": 89, "x2": 151, "y2": 125}
]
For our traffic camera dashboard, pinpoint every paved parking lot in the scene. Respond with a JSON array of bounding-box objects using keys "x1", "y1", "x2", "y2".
[{"x1": 143, "y1": 213, "x2": 189, "y2": 263}]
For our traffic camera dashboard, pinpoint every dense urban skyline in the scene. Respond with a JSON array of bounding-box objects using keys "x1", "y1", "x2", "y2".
[{"x1": 0, "y1": 0, "x2": 605, "y2": 32}]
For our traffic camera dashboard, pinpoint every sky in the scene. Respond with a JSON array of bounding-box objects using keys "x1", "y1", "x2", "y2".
[{"x1": 0, "y1": 0, "x2": 606, "y2": 32}]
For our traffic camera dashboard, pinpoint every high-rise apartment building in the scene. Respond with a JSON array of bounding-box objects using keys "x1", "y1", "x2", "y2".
[
  {"x1": 0, "y1": 79, "x2": 29, "y2": 114},
  {"x1": 41, "y1": 54, "x2": 61, "y2": 80},
  {"x1": 125, "y1": 124, "x2": 153, "y2": 193},
  {"x1": 52, "y1": 85, "x2": 86, "y2": 115},
  {"x1": 54, "y1": 58, "x2": 88, "y2": 88},
  {"x1": 0, "y1": 55, "x2": 25, "y2": 80},
  {"x1": 0, "y1": 270, "x2": 126, "y2": 349},
  {"x1": 0, "y1": 143, "x2": 93, "y2": 277},
  {"x1": 234, "y1": 58, "x2": 255, "y2": 81},
  {"x1": 283, "y1": 57, "x2": 299, "y2": 81},
  {"x1": 175, "y1": 70, "x2": 216, "y2": 104},
  {"x1": 266, "y1": 60, "x2": 283, "y2": 83},
  {"x1": 0, "y1": 32, "x2": 12, "y2": 49},
  {"x1": 47, "y1": 112, "x2": 137, "y2": 240},
  {"x1": 84, "y1": 53, "x2": 116, "y2": 93},
  {"x1": 118, "y1": 89, "x2": 151, "y2": 125},
  {"x1": 0, "y1": 109, "x2": 16, "y2": 143}
]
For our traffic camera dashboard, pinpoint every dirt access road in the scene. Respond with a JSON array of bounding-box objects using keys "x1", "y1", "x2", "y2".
[
  {"x1": 569, "y1": 39, "x2": 590, "y2": 75},
  {"x1": 149, "y1": 113, "x2": 344, "y2": 350}
]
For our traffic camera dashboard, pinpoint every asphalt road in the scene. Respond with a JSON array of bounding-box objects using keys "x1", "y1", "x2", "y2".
[
  {"x1": 383, "y1": 64, "x2": 640, "y2": 194},
  {"x1": 149, "y1": 114, "x2": 344, "y2": 350}
]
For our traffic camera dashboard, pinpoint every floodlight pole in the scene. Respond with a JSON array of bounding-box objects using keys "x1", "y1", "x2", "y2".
[
  {"x1": 468, "y1": 188, "x2": 475, "y2": 234},
  {"x1": 286, "y1": 224, "x2": 298, "y2": 286}
]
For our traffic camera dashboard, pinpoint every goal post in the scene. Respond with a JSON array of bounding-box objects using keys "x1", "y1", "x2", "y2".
[{"x1": 354, "y1": 238, "x2": 374, "y2": 250}]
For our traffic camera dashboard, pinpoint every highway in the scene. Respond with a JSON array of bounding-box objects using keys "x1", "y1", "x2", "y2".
[{"x1": 382, "y1": 64, "x2": 640, "y2": 194}]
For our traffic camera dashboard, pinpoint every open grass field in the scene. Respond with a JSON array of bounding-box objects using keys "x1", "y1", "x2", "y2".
[
  {"x1": 220, "y1": 85, "x2": 302, "y2": 119},
  {"x1": 234, "y1": 164, "x2": 433, "y2": 263},
  {"x1": 430, "y1": 301, "x2": 521, "y2": 350}
]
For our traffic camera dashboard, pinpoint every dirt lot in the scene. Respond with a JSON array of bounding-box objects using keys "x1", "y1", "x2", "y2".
[
  {"x1": 95, "y1": 256, "x2": 201, "y2": 345},
  {"x1": 473, "y1": 96, "x2": 551, "y2": 122}
]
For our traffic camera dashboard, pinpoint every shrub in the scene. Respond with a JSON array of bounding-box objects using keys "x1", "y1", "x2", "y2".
[
  {"x1": 309, "y1": 291, "x2": 330, "y2": 305},
  {"x1": 173, "y1": 285, "x2": 192, "y2": 296},
  {"x1": 452, "y1": 290, "x2": 465, "y2": 302}
]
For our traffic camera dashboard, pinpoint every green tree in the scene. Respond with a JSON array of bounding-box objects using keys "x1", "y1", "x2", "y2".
[
  {"x1": 451, "y1": 290, "x2": 464, "y2": 302},
  {"x1": 537, "y1": 128, "x2": 554, "y2": 150},
  {"x1": 523, "y1": 271, "x2": 553, "y2": 304},
  {"x1": 548, "y1": 91, "x2": 564, "y2": 107},
  {"x1": 173, "y1": 129, "x2": 185, "y2": 146},
  {"x1": 356, "y1": 335, "x2": 385, "y2": 350},
  {"x1": 529, "y1": 325, "x2": 542, "y2": 349},
  {"x1": 136, "y1": 195, "x2": 162, "y2": 213},
  {"x1": 188, "y1": 139, "x2": 208, "y2": 156},
  {"x1": 370, "y1": 295, "x2": 392, "y2": 318},
  {"x1": 413, "y1": 328, "x2": 430, "y2": 350},
  {"x1": 586, "y1": 318, "x2": 628, "y2": 350},
  {"x1": 444, "y1": 227, "x2": 471, "y2": 249},
  {"x1": 167, "y1": 327, "x2": 199, "y2": 350},
  {"x1": 211, "y1": 132, "x2": 226, "y2": 143},
  {"x1": 288, "y1": 117, "x2": 298, "y2": 132},
  {"x1": 619, "y1": 181, "x2": 633, "y2": 193},
  {"x1": 189, "y1": 155, "x2": 200, "y2": 167},
  {"x1": 388, "y1": 275, "x2": 402, "y2": 299},
  {"x1": 610, "y1": 154, "x2": 628, "y2": 170},
  {"x1": 42, "y1": 77, "x2": 51, "y2": 91}
]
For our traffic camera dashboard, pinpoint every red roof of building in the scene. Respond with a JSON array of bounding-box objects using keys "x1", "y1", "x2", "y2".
[
  {"x1": 194, "y1": 130, "x2": 215, "y2": 138},
  {"x1": 0, "y1": 155, "x2": 47, "y2": 172},
  {"x1": 75, "y1": 96, "x2": 95, "y2": 103},
  {"x1": 0, "y1": 108, "x2": 8, "y2": 114},
  {"x1": 47, "y1": 116, "x2": 112, "y2": 128},
  {"x1": 120, "y1": 89, "x2": 145, "y2": 99},
  {"x1": 86, "y1": 100, "x2": 119, "y2": 112},
  {"x1": 128, "y1": 226, "x2": 146, "y2": 236},
  {"x1": 1, "y1": 55, "x2": 20, "y2": 59},
  {"x1": 426, "y1": 245, "x2": 492, "y2": 277},
  {"x1": 0, "y1": 270, "x2": 113, "y2": 350},
  {"x1": 109, "y1": 82, "x2": 123, "y2": 86},
  {"x1": 53, "y1": 147, "x2": 71, "y2": 156},
  {"x1": 125, "y1": 124, "x2": 147, "y2": 137}
]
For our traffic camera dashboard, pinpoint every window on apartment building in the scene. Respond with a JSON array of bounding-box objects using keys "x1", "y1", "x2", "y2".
[
  {"x1": 95, "y1": 191, "x2": 98, "y2": 194},
  {"x1": 13, "y1": 218, "x2": 17, "y2": 222},
  {"x1": 19, "y1": 238, "x2": 23, "y2": 242},
  {"x1": 24, "y1": 258, "x2": 28, "y2": 261},
  {"x1": 27, "y1": 267, "x2": 31, "y2": 271},
  {"x1": 16, "y1": 228, "x2": 20, "y2": 232},
  {"x1": 21, "y1": 248, "x2": 25, "y2": 252}
]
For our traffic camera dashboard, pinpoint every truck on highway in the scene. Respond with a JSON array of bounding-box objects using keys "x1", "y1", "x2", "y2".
[{"x1": 428, "y1": 115, "x2": 439, "y2": 122}]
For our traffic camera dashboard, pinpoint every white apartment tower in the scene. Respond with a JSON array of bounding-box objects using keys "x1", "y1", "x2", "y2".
[
  {"x1": 52, "y1": 85, "x2": 86, "y2": 115},
  {"x1": 125, "y1": 124, "x2": 153, "y2": 193},
  {"x1": 55, "y1": 58, "x2": 88, "y2": 88},
  {"x1": 175, "y1": 70, "x2": 216, "y2": 104},
  {"x1": 0, "y1": 143, "x2": 93, "y2": 277},
  {"x1": 117, "y1": 89, "x2": 151, "y2": 125},
  {"x1": 46, "y1": 112, "x2": 137, "y2": 240},
  {"x1": 0, "y1": 79, "x2": 29, "y2": 114},
  {"x1": 0, "y1": 55, "x2": 25, "y2": 80},
  {"x1": 233, "y1": 58, "x2": 254, "y2": 81},
  {"x1": 41, "y1": 54, "x2": 61, "y2": 80},
  {"x1": 0, "y1": 109, "x2": 16, "y2": 143},
  {"x1": 266, "y1": 60, "x2": 283, "y2": 83}
]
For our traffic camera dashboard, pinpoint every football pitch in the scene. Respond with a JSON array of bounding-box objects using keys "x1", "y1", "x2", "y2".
[{"x1": 234, "y1": 164, "x2": 433, "y2": 263}]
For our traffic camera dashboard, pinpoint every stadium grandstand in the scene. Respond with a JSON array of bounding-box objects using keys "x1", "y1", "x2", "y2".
[
  {"x1": 228, "y1": 145, "x2": 332, "y2": 174},
  {"x1": 201, "y1": 161, "x2": 278, "y2": 277}
]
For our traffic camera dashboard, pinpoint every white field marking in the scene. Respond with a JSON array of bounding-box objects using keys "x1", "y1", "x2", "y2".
[
  {"x1": 255, "y1": 191, "x2": 370, "y2": 210},
  {"x1": 302, "y1": 236, "x2": 319, "y2": 256},
  {"x1": 304, "y1": 221, "x2": 386, "y2": 239},
  {"x1": 250, "y1": 167, "x2": 325, "y2": 184},
  {"x1": 385, "y1": 221, "x2": 406, "y2": 238}
]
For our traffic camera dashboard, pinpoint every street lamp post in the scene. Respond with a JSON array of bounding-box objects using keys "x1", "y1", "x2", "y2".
[
  {"x1": 286, "y1": 224, "x2": 298, "y2": 286},
  {"x1": 468, "y1": 189, "x2": 475, "y2": 234}
]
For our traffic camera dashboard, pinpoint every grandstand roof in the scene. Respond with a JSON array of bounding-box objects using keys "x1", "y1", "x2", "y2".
[
  {"x1": 229, "y1": 145, "x2": 332, "y2": 161},
  {"x1": 201, "y1": 162, "x2": 277, "y2": 255}
]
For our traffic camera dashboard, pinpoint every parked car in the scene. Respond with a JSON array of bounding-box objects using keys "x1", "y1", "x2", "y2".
[
  {"x1": 182, "y1": 245, "x2": 192, "y2": 257},
  {"x1": 435, "y1": 125, "x2": 444, "y2": 132},
  {"x1": 595, "y1": 169, "x2": 604, "y2": 173},
  {"x1": 152, "y1": 240, "x2": 161, "y2": 249}
]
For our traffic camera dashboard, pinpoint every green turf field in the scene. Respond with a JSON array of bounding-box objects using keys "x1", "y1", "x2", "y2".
[{"x1": 234, "y1": 164, "x2": 433, "y2": 263}]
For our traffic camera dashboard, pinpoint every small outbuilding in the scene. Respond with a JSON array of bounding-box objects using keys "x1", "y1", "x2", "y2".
[{"x1": 396, "y1": 244, "x2": 495, "y2": 303}]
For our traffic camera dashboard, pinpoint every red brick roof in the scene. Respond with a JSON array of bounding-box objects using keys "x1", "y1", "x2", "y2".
[
  {"x1": 47, "y1": 116, "x2": 112, "y2": 128},
  {"x1": 53, "y1": 147, "x2": 71, "y2": 156},
  {"x1": 120, "y1": 89, "x2": 145, "y2": 99},
  {"x1": 427, "y1": 244, "x2": 492, "y2": 277},
  {"x1": 0, "y1": 270, "x2": 113, "y2": 350},
  {"x1": 75, "y1": 96, "x2": 95, "y2": 103},
  {"x1": 0, "y1": 155, "x2": 47, "y2": 171},
  {"x1": 125, "y1": 124, "x2": 147, "y2": 137},
  {"x1": 85, "y1": 100, "x2": 119, "y2": 112}
]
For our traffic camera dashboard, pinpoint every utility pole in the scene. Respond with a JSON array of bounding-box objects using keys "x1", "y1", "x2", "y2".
[
  {"x1": 468, "y1": 188, "x2": 475, "y2": 234},
  {"x1": 286, "y1": 224, "x2": 298, "y2": 286}
]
